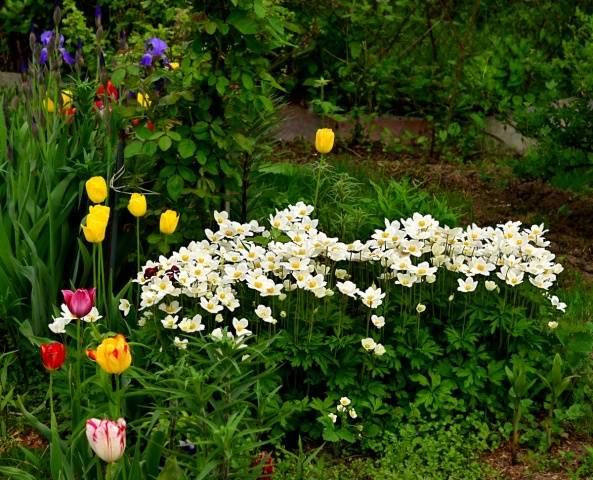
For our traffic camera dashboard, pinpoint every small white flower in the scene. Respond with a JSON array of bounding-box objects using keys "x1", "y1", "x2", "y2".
[
  {"x1": 173, "y1": 336, "x2": 188, "y2": 350},
  {"x1": 348, "y1": 408, "x2": 358, "y2": 419},
  {"x1": 215, "y1": 313, "x2": 224, "y2": 323},
  {"x1": 178, "y1": 314, "x2": 205, "y2": 333},
  {"x1": 81, "y1": 307, "x2": 102, "y2": 323},
  {"x1": 374, "y1": 343, "x2": 386, "y2": 356},
  {"x1": 328, "y1": 413, "x2": 337, "y2": 423},
  {"x1": 118, "y1": 299, "x2": 131, "y2": 317},
  {"x1": 371, "y1": 315, "x2": 385, "y2": 328},
  {"x1": 137, "y1": 317, "x2": 146, "y2": 327},
  {"x1": 448, "y1": 294, "x2": 455, "y2": 302},
  {"x1": 416, "y1": 303, "x2": 426, "y2": 314},
  {"x1": 335, "y1": 269, "x2": 349, "y2": 280},
  {"x1": 548, "y1": 321, "x2": 558, "y2": 329},
  {"x1": 336, "y1": 281, "x2": 359, "y2": 298},
  {"x1": 457, "y1": 277, "x2": 478, "y2": 293},
  {"x1": 49, "y1": 317, "x2": 70, "y2": 334},
  {"x1": 339, "y1": 397, "x2": 351, "y2": 407},
  {"x1": 232, "y1": 317, "x2": 252, "y2": 336},
  {"x1": 161, "y1": 314, "x2": 179, "y2": 329},
  {"x1": 361, "y1": 337, "x2": 376, "y2": 351},
  {"x1": 280, "y1": 310, "x2": 287, "y2": 318},
  {"x1": 484, "y1": 280, "x2": 498, "y2": 292},
  {"x1": 337, "y1": 404, "x2": 346, "y2": 412}
]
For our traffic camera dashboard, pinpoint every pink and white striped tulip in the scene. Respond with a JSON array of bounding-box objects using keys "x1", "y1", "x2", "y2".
[{"x1": 86, "y1": 418, "x2": 126, "y2": 463}]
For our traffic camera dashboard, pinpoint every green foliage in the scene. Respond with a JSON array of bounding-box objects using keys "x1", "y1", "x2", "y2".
[{"x1": 275, "y1": 416, "x2": 497, "y2": 480}]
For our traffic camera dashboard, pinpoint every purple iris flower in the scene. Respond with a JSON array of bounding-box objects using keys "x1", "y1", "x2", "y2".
[
  {"x1": 139, "y1": 37, "x2": 167, "y2": 67},
  {"x1": 38, "y1": 31, "x2": 74, "y2": 65}
]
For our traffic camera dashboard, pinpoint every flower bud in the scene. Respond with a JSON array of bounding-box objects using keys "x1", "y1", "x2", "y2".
[
  {"x1": 85, "y1": 176, "x2": 108, "y2": 203},
  {"x1": 315, "y1": 128, "x2": 334, "y2": 154},
  {"x1": 127, "y1": 193, "x2": 147, "y2": 217},
  {"x1": 40, "y1": 342, "x2": 66, "y2": 371},
  {"x1": 160, "y1": 210, "x2": 179, "y2": 234},
  {"x1": 86, "y1": 418, "x2": 126, "y2": 463}
]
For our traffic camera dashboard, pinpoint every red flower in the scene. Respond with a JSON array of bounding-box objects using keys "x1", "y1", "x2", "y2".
[
  {"x1": 96, "y1": 80, "x2": 119, "y2": 101},
  {"x1": 252, "y1": 451, "x2": 274, "y2": 480},
  {"x1": 41, "y1": 342, "x2": 66, "y2": 371},
  {"x1": 62, "y1": 288, "x2": 96, "y2": 318},
  {"x1": 146, "y1": 120, "x2": 155, "y2": 131}
]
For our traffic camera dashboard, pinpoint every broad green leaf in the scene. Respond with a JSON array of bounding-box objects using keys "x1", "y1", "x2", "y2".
[
  {"x1": 124, "y1": 141, "x2": 143, "y2": 158},
  {"x1": 178, "y1": 138, "x2": 196, "y2": 159},
  {"x1": 167, "y1": 175, "x2": 184, "y2": 200},
  {"x1": 227, "y1": 10, "x2": 258, "y2": 35},
  {"x1": 159, "y1": 136, "x2": 172, "y2": 151}
]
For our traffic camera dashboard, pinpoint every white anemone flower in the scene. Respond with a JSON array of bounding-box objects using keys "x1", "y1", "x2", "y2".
[
  {"x1": 161, "y1": 315, "x2": 179, "y2": 329},
  {"x1": 371, "y1": 315, "x2": 385, "y2": 328},
  {"x1": 359, "y1": 286, "x2": 385, "y2": 309},
  {"x1": 173, "y1": 337, "x2": 188, "y2": 350},
  {"x1": 178, "y1": 315, "x2": 205, "y2": 333},
  {"x1": 336, "y1": 281, "x2": 359, "y2": 298},
  {"x1": 457, "y1": 277, "x2": 478, "y2": 293},
  {"x1": 118, "y1": 299, "x2": 131, "y2": 317},
  {"x1": 361, "y1": 337, "x2": 377, "y2": 351},
  {"x1": 374, "y1": 343, "x2": 386, "y2": 356},
  {"x1": 82, "y1": 307, "x2": 102, "y2": 323},
  {"x1": 232, "y1": 318, "x2": 252, "y2": 336}
]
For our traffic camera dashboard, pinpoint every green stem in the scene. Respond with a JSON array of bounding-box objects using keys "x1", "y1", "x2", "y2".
[{"x1": 313, "y1": 154, "x2": 325, "y2": 212}]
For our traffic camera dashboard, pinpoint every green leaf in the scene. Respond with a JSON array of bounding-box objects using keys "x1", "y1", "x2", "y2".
[
  {"x1": 254, "y1": 0, "x2": 265, "y2": 18},
  {"x1": 242, "y1": 73, "x2": 255, "y2": 90},
  {"x1": 204, "y1": 21, "x2": 217, "y2": 34},
  {"x1": 111, "y1": 68, "x2": 126, "y2": 86},
  {"x1": 178, "y1": 138, "x2": 196, "y2": 159},
  {"x1": 167, "y1": 175, "x2": 184, "y2": 200},
  {"x1": 124, "y1": 141, "x2": 143, "y2": 158},
  {"x1": 157, "y1": 457, "x2": 185, "y2": 480},
  {"x1": 159, "y1": 136, "x2": 173, "y2": 151},
  {"x1": 143, "y1": 142, "x2": 158, "y2": 156},
  {"x1": 168, "y1": 131, "x2": 182, "y2": 141},
  {"x1": 227, "y1": 10, "x2": 258, "y2": 35},
  {"x1": 349, "y1": 41, "x2": 362, "y2": 59}
]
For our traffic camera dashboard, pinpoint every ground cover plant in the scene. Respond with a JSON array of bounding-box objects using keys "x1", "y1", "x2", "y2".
[{"x1": 2, "y1": 2, "x2": 593, "y2": 479}]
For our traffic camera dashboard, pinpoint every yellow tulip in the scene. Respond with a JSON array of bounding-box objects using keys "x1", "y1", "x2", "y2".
[
  {"x1": 315, "y1": 128, "x2": 335, "y2": 154},
  {"x1": 159, "y1": 209, "x2": 179, "y2": 235},
  {"x1": 61, "y1": 90, "x2": 73, "y2": 109},
  {"x1": 86, "y1": 176, "x2": 108, "y2": 203},
  {"x1": 82, "y1": 214, "x2": 107, "y2": 243},
  {"x1": 127, "y1": 193, "x2": 147, "y2": 217},
  {"x1": 45, "y1": 91, "x2": 73, "y2": 113},
  {"x1": 88, "y1": 205, "x2": 110, "y2": 224},
  {"x1": 46, "y1": 98, "x2": 56, "y2": 113},
  {"x1": 89, "y1": 334, "x2": 132, "y2": 375},
  {"x1": 137, "y1": 92, "x2": 151, "y2": 107}
]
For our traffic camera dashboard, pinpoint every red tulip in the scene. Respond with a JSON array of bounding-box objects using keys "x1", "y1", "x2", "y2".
[
  {"x1": 62, "y1": 288, "x2": 96, "y2": 318},
  {"x1": 146, "y1": 120, "x2": 155, "y2": 131},
  {"x1": 96, "y1": 80, "x2": 119, "y2": 101},
  {"x1": 41, "y1": 342, "x2": 66, "y2": 371}
]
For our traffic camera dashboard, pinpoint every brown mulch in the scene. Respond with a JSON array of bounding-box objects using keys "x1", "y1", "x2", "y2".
[{"x1": 482, "y1": 438, "x2": 592, "y2": 480}]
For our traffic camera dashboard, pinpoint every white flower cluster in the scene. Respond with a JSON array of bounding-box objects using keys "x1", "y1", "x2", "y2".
[
  {"x1": 328, "y1": 396, "x2": 358, "y2": 423},
  {"x1": 135, "y1": 203, "x2": 565, "y2": 347},
  {"x1": 49, "y1": 304, "x2": 102, "y2": 333}
]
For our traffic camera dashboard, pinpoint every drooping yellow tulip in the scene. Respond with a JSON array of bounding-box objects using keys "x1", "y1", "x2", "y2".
[
  {"x1": 87, "y1": 334, "x2": 132, "y2": 375},
  {"x1": 315, "y1": 128, "x2": 335, "y2": 154},
  {"x1": 82, "y1": 214, "x2": 108, "y2": 243},
  {"x1": 85, "y1": 176, "x2": 108, "y2": 203},
  {"x1": 137, "y1": 92, "x2": 151, "y2": 107},
  {"x1": 159, "y1": 210, "x2": 179, "y2": 235},
  {"x1": 127, "y1": 193, "x2": 147, "y2": 217}
]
